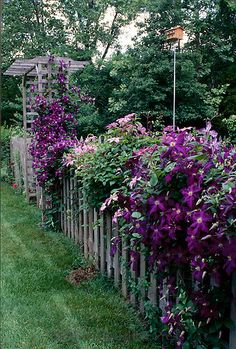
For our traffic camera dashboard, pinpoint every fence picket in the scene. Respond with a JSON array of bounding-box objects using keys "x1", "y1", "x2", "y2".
[
  {"x1": 106, "y1": 213, "x2": 113, "y2": 278},
  {"x1": 63, "y1": 177, "x2": 67, "y2": 234},
  {"x1": 70, "y1": 177, "x2": 74, "y2": 240},
  {"x1": 88, "y1": 208, "x2": 94, "y2": 256},
  {"x1": 83, "y1": 192, "x2": 88, "y2": 258},
  {"x1": 73, "y1": 178, "x2": 79, "y2": 243},
  {"x1": 100, "y1": 213, "x2": 106, "y2": 273},
  {"x1": 229, "y1": 272, "x2": 236, "y2": 348},
  {"x1": 139, "y1": 251, "x2": 147, "y2": 314},
  {"x1": 78, "y1": 188, "x2": 83, "y2": 245},
  {"x1": 148, "y1": 271, "x2": 158, "y2": 307},
  {"x1": 93, "y1": 209, "x2": 99, "y2": 268},
  {"x1": 113, "y1": 224, "x2": 120, "y2": 288},
  {"x1": 121, "y1": 236, "x2": 129, "y2": 298}
]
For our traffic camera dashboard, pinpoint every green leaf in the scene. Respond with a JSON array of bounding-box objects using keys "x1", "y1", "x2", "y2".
[
  {"x1": 132, "y1": 233, "x2": 142, "y2": 239},
  {"x1": 131, "y1": 211, "x2": 142, "y2": 219},
  {"x1": 150, "y1": 173, "x2": 158, "y2": 187},
  {"x1": 164, "y1": 162, "x2": 176, "y2": 173},
  {"x1": 182, "y1": 342, "x2": 190, "y2": 349},
  {"x1": 224, "y1": 318, "x2": 236, "y2": 329}
]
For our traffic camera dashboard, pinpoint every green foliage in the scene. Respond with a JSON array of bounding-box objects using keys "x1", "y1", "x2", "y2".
[
  {"x1": 2, "y1": 0, "x2": 67, "y2": 63},
  {"x1": 1, "y1": 76, "x2": 22, "y2": 125},
  {"x1": 2, "y1": 0, "x2": 236, "y2": 134},
  {"x1": 223, "y1": 115, "x2": 236, "y2": 144},
  {"x1": 75, "y1": 0, "x2": 236, "y2": 132},
  {"x1": 67, "y1": 117, "x2": 158, "y2": 207},
  {"x1": 0, "y1": 124, "x2": 24, "y2": 182}
]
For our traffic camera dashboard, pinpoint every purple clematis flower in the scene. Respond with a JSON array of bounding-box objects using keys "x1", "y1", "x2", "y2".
[
  {"x1": 222, "y1": 238, "x2": 236, "y2": 274},
  {"x1": 191, "y1": 256, "x2": 207, "y2": 281},
  {"x1": 189, "y1": 210, "x2": 212, "y2": 235},
  {"x1": 130, "y1": 250, "x2": 140, "y2": 271},
  {"x1": 181, "y1": 184, "x2": 201, "y2": 208},
  {"x1": 110, "y1": 236, "x2": 121, "y2": 257},
  {"x1": 147, "y1": 195, "x2": 166, "y2": 215}
]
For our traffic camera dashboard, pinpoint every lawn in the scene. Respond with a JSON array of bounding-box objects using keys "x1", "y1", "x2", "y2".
[{"x1": 1, "y1": 183, "x2": 157, "y2": 349}]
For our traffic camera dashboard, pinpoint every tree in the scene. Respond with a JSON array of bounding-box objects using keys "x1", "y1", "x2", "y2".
[
  {"x1": 59, "y1": 0, "x2": 149, "y2": 60},
  {"x1": 2, "y1": 0, "x2": 67, "y2": 64},
  {"x1": 87, "y1": 0, "x2": 236, "y2": 129}
]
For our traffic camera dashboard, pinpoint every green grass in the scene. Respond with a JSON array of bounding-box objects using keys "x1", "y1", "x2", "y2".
[{"x1": 1, "y1": 183, "x2": 157, "y2": 349}]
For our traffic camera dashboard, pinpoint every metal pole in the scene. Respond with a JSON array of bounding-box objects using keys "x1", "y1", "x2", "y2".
[{"x1": 173, "y1": 48, "x2": 176, "y2": 131}]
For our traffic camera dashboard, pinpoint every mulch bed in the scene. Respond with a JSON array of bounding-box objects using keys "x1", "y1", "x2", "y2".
[{"x1": 66, "y1": 266, "x2": 96, "y2": 285}]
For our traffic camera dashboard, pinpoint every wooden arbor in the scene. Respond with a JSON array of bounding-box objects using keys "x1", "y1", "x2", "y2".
[{"x1": 4, "y1": 56, "x2": 89, "y2": 201}]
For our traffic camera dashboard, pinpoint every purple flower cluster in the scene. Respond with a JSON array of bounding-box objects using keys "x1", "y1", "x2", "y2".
[
  {"x1": 30, "y1": 61, "x2": 79, "y2": 187},
  {"x1": 103, "y1": 123, "x2": 236, "y2": 347}
]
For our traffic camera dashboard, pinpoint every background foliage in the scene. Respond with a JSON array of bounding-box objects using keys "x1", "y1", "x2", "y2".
[{"x1": 2, "y1": 0, "x2": 236, "y2": 136}]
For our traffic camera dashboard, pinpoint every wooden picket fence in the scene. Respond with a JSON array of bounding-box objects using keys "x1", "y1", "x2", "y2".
[
  {"x1": 10, "y1": 136, "x2": 40, "y2": 203},
  {"x1": 59, "y1": 175, "x2": 236, "y2": 348},
  {"x1": 59, "y1": 175, "x2": 158, "y2": 309},
  {"x1": 9, "y1": 136, "x2": 236, "y2": 347}
]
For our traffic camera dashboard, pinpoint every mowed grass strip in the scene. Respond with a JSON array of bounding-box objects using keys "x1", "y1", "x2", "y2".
[{"x1": 1, "y1": 183, "x2": 157, "y2": 349}]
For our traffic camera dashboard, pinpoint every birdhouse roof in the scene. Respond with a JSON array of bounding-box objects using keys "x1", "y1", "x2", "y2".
[{"x1": 165, "y1": 25, "x2": 184, "y2": 33}]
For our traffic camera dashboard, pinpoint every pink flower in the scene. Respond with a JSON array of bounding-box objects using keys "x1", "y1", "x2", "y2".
[
  {"x1": 107, "y1": 137, "x2": 120, "y2": 144},
  {"x1": 100, "y1": 192, "x2": 119, "y2": 212}
]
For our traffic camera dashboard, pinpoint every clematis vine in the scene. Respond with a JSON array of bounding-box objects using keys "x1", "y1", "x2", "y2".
[{"x1": 99, "y1": 121, "x2": 236, "y2": 348}]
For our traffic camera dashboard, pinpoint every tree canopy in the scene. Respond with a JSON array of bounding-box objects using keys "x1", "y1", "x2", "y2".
[{"x1": 2, "y1": 0, "x2": 236, "y2": 133}]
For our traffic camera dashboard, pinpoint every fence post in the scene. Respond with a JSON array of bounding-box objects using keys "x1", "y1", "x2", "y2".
[{"x1": 229, "y1": 272, "x2": 236, "y2": 348}]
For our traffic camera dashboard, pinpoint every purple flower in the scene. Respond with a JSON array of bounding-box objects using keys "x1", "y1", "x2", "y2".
[
  {"x1": 147, "y1": 195, "x2": 166, "y2": 215},
  {"x1": 133, "y1": 220, "x2": 147, "y2": 236},
  {"x1": 220, "y1": 188, "x2": 236, "y2": 217},
  {"x1": 181, "y1": 184, "x2": 201, "y2": 208},
  {"x1": 130, "y1": 250, "x2": 140, "y2": 271},
  {"x1": 223, "y1": 238, "x2": 236, "y2": 274},
  {"x1": 110, "y1": 236, "x2": 121, "y2": 257},
  {"x1": 191, "y1": 256, "x2": 207, "y2": 281},
  {"x1": 189, "y1": 210, "x2": 212, "y2": 235}
]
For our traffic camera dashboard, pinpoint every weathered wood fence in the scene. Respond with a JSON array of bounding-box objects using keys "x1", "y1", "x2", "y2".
[
  {"x1": 10, "y1": 136, "x2": 40, "y2": 203},
  {"x1": 59, "y1": 176, "x2": 236, "y2": 348},
  {"x1": 59, "y1": 176, "x2": 156, "y2": 309}
]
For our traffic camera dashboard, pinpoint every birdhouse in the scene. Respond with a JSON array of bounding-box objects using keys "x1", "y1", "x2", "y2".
[{"x1": 165, "y1": 26, "x2": 184, "y2": 41}]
